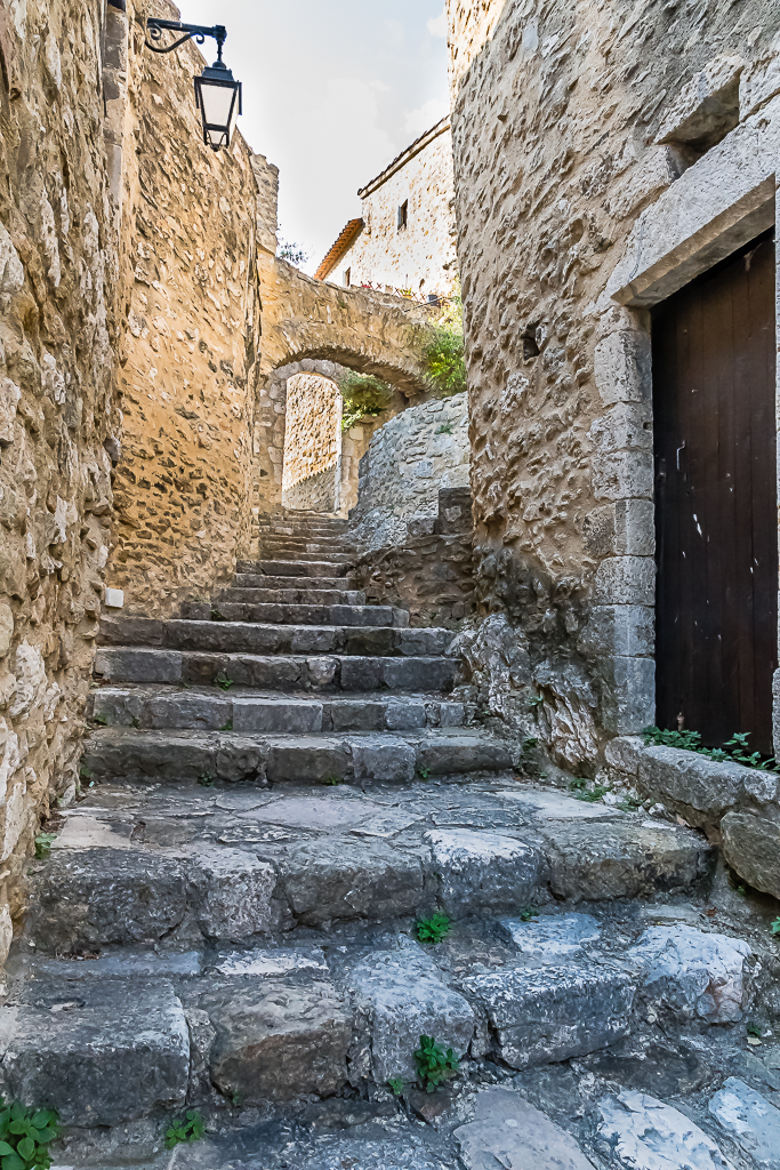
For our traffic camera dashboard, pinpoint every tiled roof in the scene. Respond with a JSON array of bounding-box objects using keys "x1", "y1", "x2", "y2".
[{"x1": 314, "y1": 218, "x2": 364, "y2": 282}]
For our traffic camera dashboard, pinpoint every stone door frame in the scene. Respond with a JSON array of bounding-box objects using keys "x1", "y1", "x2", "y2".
[{"x1": 596, "y1": 96, "x2": 780, "y2": 747}]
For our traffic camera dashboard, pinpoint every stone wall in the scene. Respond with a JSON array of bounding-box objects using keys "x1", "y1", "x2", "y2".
[
  {"x1": 447, "y1": 0, "x2": 780, "y2": 768},
  {"x1": 351, "y1": 393, "x2": 469, "y2": 551},
  {"x1": 281, "y1": 374, "x2": 341, "y2": 512},
  {"x1": 0, "y1": 0, "x2": 120, "y2": 963},
  {"x1": 105, "y1": 0, "x2": 263, "y2": 617},
  {"x1": 335, "y1": 121, "x2": 459, "y2": 299}
]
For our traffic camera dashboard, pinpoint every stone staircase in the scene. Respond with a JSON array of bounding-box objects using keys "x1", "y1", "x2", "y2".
[{"x1": 1, "y1": 511, "x2": 778, "y2": 1169}]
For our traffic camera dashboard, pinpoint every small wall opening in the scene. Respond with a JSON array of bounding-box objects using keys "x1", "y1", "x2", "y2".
[{"x1": 281, "y1": 373, "x2": 342, "y2": 512}]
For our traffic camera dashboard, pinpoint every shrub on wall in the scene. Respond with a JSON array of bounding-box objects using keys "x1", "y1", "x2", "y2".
[
  {"x1": 422, "y1": 292, "x2": 466, "y2": 398},
  {"x1": 339, "y1": 371, "x2": 393, "y2": 431}
]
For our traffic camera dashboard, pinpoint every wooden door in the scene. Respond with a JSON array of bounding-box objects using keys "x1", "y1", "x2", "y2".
[{"x1": 652, "y1": 231, "x2": 777, "y2": 753}]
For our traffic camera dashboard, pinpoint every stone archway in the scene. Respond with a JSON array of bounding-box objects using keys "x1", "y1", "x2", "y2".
[{"x1": 254, "y1": 259, "x2": 435, "y2": 518}]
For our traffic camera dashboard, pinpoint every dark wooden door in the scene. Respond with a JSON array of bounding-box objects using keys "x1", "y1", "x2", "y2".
[{"x1": 653, "y1": 231, "x2": 777, "y2": 753}]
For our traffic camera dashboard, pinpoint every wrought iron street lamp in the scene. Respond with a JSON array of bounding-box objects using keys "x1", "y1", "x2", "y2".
[{"x1": 145, "y1": 17, "x2": 243, "y2": 152}]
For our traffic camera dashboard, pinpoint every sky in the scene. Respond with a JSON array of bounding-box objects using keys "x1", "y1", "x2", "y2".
[{"x1": 181, "y1": 0, "x2": 450, "y2": 271}]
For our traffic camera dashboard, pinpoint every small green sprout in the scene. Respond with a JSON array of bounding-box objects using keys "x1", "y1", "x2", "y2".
[
  {"x1": 34, "y1": 833, "x2": 57, "y2": 861},
  {"x1": 417, "y1": 767, "x2": 431, "y2": 780},
  {"x1": 772, "y1": 918, "x2": 780, "y2": 935},
  {"x1": 214, "y1": 672, "x2": 234, "y2": 691},
  {"x1": 416, "y1": 913, "x2": 453, "y2": 945},
  {"x1": 517, "y1": 906, "x2": 539, "y2": 922},
  {"x1": 165, "y1": 1109, "x2": 205, "y2": 1149},
  {"x1": 414, "y1": 1035, "x2": 460, "y2": 1093},
  {"x1": 387, "y1": 1077, "x2": 405, "y2": 1097},
  {"x1": 0, "y1": 1097, "x2": 60, "y2": 1168}
]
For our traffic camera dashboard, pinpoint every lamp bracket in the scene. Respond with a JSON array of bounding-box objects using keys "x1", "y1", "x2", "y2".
[{"x1": 145, "y1": 18, "x2": 227, "y2": 60}]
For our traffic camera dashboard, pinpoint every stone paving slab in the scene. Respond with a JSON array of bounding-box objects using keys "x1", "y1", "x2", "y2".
[
  {"x1": 455, "y1": 1087, "x2": 597, "y2": 1169},
  {"x1": 597, "y1": 1090, "x2": 735, "y2": 1169}
]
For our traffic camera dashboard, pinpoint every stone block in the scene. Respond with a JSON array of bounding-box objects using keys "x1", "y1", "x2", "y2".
[
  {"x1": 232, "y1": 696, "x2": 323, "y2": 734},
  {"x1": 94, "y1": 648, "x2": 183, "y2": 684},
  {"x1": 206, "y1": 975, "x2": 352, "y2": 1102},
  {"x1": 709, "y1": 1077, "x2": 780, "y2": 1169},
  {"x1": 592, "y1": 450, "x2": 654, "y2": 501},
  {"x1": 589, "y1": 403, "x2": 652, "y2": 453},
  {"x1": 463, "y1": 960, "x2": 633, "y2": 1069},
  {"x1": 598, "y1": 1090, "x2": 733, "y2": 1169},
  {"x1": 547, "y1": 821, "x2": 713, "y2": 901},
  {"x1": 0, "y1": 981, "x2": 189, "y2": 1126},
  {"x1": 26, "y1": 848, "x2": 189, "y2": 953},
  {"x1": 629, "y1": 925, "x2": 750, "y2": 1023},
  {"x1": 580, "y1": 606, "x2": 654, "y2": 659},
  {"x1": 385, "y1": 698, "x2": 428, "y2": 730},
  {"x1": 608, "y1": 655, "x2": 656, "y2": 735},
  {"x1": 593, "y1": 556, "x2": 655, "y2": 606},
  {"x1": 427, "y1": 828, "x2": 544, "y2": 913},
  {"x1": 636, "y1": 745, "x2": 749, "y2": 826},
  {"x1": 352, "y1": 739, "x2": 417, "y2": 783},
  {"x1": 656, "y1": 55, "x2": 743, "y2": 145},
  {"x1": 741, "y1": 38, "x2": 780, "y2": 119},
  {"x1": 417, "y1": 735, "x2": 512, "y2": 776},
  {"x1": 192, "y1": 848, "x2": 280, "y2": 940},
  {"x1": 455, "y1": 1089, "x2": 596, "y2": 1170},
  {"x1": 343, "y1": 939, "x2": 475, "y2": 1083},
  {"x1": 604, "y1": 734, "x2": 643, "y2": 777},
  {"x1": 281, "y1": 837, "x2": 425, "y2": 925},
  {"x1": 499, "y1": 911, "x2": 601, "y2": 958},
  {"x1": 265, "y1": 738, "x2": 352, "y2": 783},
  {"x1": 593, "y1": 331, "x2": 652, "y2": 406},
  {"x1": 721, "y1": 810, "x2": 780, "y2": 901}
]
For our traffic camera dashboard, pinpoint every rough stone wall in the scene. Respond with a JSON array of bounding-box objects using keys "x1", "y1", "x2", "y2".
[
  {"x1": 338, "y1": 124, "x2": 458, "y2": 298},
  {"x1": 354, "y1": 487, "x2": 475, "y2": 628},
  {"x1": 351, "y1": 393, "x2": 469, "y2": 552},
  {"x1": 105, "y1": 0, "x2": 263, "y2": 616},
  {"x1": 281, "y1": 374, "x2": 342, "y2": 512},
  {"x1": 447, "y1": 0, "x2": 780, "y2": 768},
  {"x1": 0, "y1": 0, "x2": 119, "y2": 962}
]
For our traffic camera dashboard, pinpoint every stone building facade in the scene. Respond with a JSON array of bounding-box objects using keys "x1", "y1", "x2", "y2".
[
  {"x1": 315, "y1": 118, "x2": 458, "y2": 300},
  {"x1": 0, "y1": 0, "x2": 120, "y2": 964},
  {"x1": 281, "y1": 373, "x2": 342, "y2": 512},
  {"x1": 447, "y1": 1, "x2": 780, "y2": 772}
]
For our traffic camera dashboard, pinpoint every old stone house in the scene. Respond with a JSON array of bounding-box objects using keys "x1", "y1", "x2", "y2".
[
  {"x1": 315, "y1": 116, "x2": 458, "y2": 299},
  {"x1": 0, "y1": 0, "x2": 779, "y2": 1166}
]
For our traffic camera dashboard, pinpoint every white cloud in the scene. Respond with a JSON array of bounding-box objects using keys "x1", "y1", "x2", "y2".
[
  {"x1": 427, "y1": 10, "x2": 447, "y2": 38},
  {"x1": 403, "y1": 98, "x2": 449, "y2": 139}
]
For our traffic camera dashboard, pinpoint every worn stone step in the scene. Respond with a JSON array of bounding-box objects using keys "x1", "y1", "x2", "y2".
[
  {"x1": 91, "y1": 686, "x2": 467, "y2": 733},
  {"x1": 233, "y1": 572, "x2": 358, "y2": 591},
  {"x1": 258, "y1": 516, "x2": 348, "y2": 531},
  {"x1": 257, "y1": 537, "x2": 356, "y2": 555},
  {"x1": 23, "y1": 779, "x2": 714, "y2": 954},
  {"x1": 181, "y1": 600, "x2": 410, "y2": 628},
  {"x1": 239, "y1": 559, "x2": 353, "y2": 578},
  {"x1": 93, "y1": 647, "x2": 458, "y2": 691},
  {"x1": 83, "y1": 728, "x2": 511, "y2": 784},
  {"x1": 219, "y1": 586, "x2": 367, "y2": 606},
  {"x1": 99, "y1": 617, "x2": 451, "y2": 658}
]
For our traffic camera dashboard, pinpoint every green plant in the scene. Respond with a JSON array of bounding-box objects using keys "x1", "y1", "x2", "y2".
[
  {"x1": 277, "y1": 231, "x2": 309, "y2": 268},
  {"x1": 529, "y1": 694, "x2": 544, "y2": 710},
  {"x1": 517, "y1": 906, "x2": 539, "y2": 922},
  {"x1": 92, "y1": 713, "x2": 108, "y2": 726},
  {"x1": 211, "y1": 608, "x2": 227, "y2": 622},
  {"x1": 165, "y1": 1109, "x2": 205, "y2": 1150},
  {"x1": 220, "y1": 719, "x2": 233, "y2": 732},
  {"x1": 746, "y1": 1021, "x2": 763, "y2": 1038},
  {"x1": 197, "y1": 773, "x2": 216, "y2": 788},
  {"x1": 34, "y1": 833, "x2": 57, "y2": 861},
  {"x1": 414, "y1": 1035, "x2": 460, "y2": 1093},
  {"x1": 416, "y1": 913, "x2": 453, "y2": 945},
  {"x1": 436, "y1": 422, "x2": 453, "y2": 435},
  {"x1": 642, "y1": 726, "x2": 780, "y2": 772},
  {"x1": 772, "y1": 918, "x2": 780, "y2": 935},
  {"x1": 319, "y1": 775, "x2": 343, "y2": 787},
  {"x1": 417, "y1": 766, "x2": 431, "y2": 780},
  {"x1": 339, "y1": 371, "x2": 393, "y2": 431},
  {"x1": 387, "y1": 1078, "x2": 405, "y2": 1097},
  {"x1": 522, "y1": 737, "x2": 539, "y2": 752},
  {"x1": 568, "y1": 777, "x2": 610, "y2": 803},
  {"x1": 214, "y1": 671, "x2": 234, "y2": 692},
  {"x1": 0, "y1": 1097, "x2": 60, "y2": 1169},
  {"x1": 421, "y1": 293, "x2": 466, "y2": 399}
]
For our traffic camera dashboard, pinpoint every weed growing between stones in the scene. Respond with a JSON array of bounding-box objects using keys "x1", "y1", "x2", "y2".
[
  {"x1": 0, "y1": 1098, "x2": 60, "y2": 1169},
  {"x1": 415, "y1": 913, "x2": 452, "y2": 944},
  {"x1": 570, "y1": 777, "x2": 610, "y2": 803},
  {"x1": 417, "y1": 767, "x2": 431, "y2": 780},
  {"x1": 643, "y1": 726, "x2": 780, "y2": 771},
  {"x1": 197, "y1": 774, "x2": 216, "y2": 788},
  {"x1": 517, "y1": 906, "x2": 539, "y2": 922},
  {"x1": 215, "y1": 672, "x2": 235, "y2": 692},
  {"x1": 387, "y1": 1078, "x2": 405, "y2": 1097},
  {"x1": 414, "y1": 1035, "x2": 460, "y2": 1093},
  {"x1": 772, "y1": 918, "x2": 780, "y2": 935},
  {"x1": 165, "y1": 1109, "x2": 205, "y2": 1149},
  {"x1": 319, "y1": 776, "x2": 343, "y2": 787},
  {"x1": 220, "y1": 720, "x2": 234, "y2": 732},
  {"x1": 33, "y1": 833, "x2": 57, "y2": 861}
]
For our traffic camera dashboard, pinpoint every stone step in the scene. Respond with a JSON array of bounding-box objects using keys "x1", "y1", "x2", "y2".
[
  {"x1": 257, "y1": 537, "x2": 356, "y2": 555},
  {"x1": 258, "y1": 516, "x2": 348, "y2": 531},
  {"x1": 181, "y1": 600, "x2": 410, "y2": 628},
  {"x1": 239, "y1": 559, "x2": 353, "y2": 578},
  {"x1": 23, "y1": 779, "x2": 714, "y2": 956},
  {"x1": 219, "y1": 586, "x2": 367, "y2": 606},
  {"x1": 233, "y1": 572, "x2": 358, "y2": 591},
  {"x1": 5, "y1": 900, "x2": 748, "y2": 1134},
  {"x1": 93, "y1": 648, "x2": 458, "y2": 691},
  {"x1": 99, "y1": 617, "x2": 451, "y2": 657},
  {"x1": 83, "y1": 727, "x2": 511, "y2": 784},
  {"x1": 91, "y1": 686, "x2": 467, "y2": 733}
]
